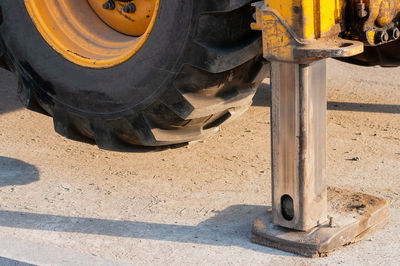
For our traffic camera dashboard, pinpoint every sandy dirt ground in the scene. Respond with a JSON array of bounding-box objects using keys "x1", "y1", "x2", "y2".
[{"x1": 0, "y1": 59, "x2": 399, "y2": 265}]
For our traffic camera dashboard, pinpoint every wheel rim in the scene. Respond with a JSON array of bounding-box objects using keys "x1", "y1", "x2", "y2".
[{"x1": 24, "y1": 0, "x2": 160, "y2": 69}]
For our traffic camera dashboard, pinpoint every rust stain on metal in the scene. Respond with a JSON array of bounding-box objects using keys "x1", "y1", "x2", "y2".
[{"x1": 254, "y1": 219, "x2": 265, "y2": 230}]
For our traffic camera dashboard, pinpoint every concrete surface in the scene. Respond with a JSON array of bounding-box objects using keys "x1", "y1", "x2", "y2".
[{"x1": 0, "y1": 59, "x2": 399, "y2": 265}]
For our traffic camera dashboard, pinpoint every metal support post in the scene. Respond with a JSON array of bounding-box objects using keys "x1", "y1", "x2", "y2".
[
  {"x1": 251, "y1": 60, "x2": 390, "y2": 257},
  {"x1": 271, "y1": 60, "x2": 327, "y2": 231},
  {"x1": 250, "y1": 0, "x2": 391, "y2": 257}
]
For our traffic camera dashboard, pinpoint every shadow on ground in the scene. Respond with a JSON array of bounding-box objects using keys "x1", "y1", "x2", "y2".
[
  {"x1": 0, "y1": 205, "x2": 290, "y2": 256},
  {"x1": 0, "y1": 256, "x2": 33, "y2": 266},
  {"x1": 0, "y1": 157, "x2": 39, "y2": 187},
  {"x1": 253, "y1": 83, "x2": 400, "y2": 114}
]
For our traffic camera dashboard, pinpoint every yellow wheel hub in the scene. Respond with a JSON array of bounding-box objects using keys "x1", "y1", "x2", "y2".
[{"x1": 24, "y1": 0, "x2": 159, "y2": 69}]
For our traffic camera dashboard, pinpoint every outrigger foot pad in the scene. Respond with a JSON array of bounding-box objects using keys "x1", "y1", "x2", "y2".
[{"x1": 251, "y1": 187, "x2": 389, "y2": 257}]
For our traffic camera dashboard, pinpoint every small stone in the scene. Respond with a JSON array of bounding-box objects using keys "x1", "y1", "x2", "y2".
[
  {"x1": 329, "y1": 216, "x2": 336, "y2": 227},
  {"x1": 347, "y1": 157, "x2": 360, "y2": 161}
]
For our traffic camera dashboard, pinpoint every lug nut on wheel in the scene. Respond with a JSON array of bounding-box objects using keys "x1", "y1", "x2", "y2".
[
  {"x1": 102, "y1": 0, "x2": 115, "y2": 10},
  {"x1": 123, "y1": 3, "x2": 136, "y2": 13}
]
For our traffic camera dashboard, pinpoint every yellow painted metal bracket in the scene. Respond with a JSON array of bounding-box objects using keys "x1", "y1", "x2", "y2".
[{"x1": 252, "y1": 1, "x2": 364, "y2": 63}]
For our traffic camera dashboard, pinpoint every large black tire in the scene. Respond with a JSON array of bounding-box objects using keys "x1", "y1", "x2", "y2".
[{"x1": 0, "y1": 1, "x2": 268, "y2": 149}]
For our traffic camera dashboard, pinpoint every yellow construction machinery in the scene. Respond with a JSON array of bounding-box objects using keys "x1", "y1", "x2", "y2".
[{"x1": 0, "y1": 0, "x2": 397, "y2": 257}]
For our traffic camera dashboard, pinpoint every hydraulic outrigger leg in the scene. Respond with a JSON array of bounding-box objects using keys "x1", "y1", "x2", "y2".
[{"x1": 250, "y1": 0, "x2": 390, "y2": 257}]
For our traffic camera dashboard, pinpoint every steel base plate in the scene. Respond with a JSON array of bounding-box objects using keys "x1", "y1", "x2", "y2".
[{"x1": 251, "y1": 187, "x2": 390, "y2": 257}]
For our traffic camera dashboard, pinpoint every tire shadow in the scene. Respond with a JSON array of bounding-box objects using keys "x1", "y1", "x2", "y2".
[
  {"x1": 0, "y1": 157, "x2": 39, "y2": 187},
  {"x1": 252, "y1": 82, "x2": 271, "y2": 107}
]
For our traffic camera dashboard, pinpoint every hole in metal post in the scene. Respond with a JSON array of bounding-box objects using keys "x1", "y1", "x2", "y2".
[{"x1": 281, "y1": 194, "x2": 294, "y2": 221}]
